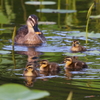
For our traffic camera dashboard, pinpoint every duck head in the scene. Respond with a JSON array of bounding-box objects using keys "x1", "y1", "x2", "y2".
[{"x1": 26, "y1": 14, "x2": 39, "y2": 32}]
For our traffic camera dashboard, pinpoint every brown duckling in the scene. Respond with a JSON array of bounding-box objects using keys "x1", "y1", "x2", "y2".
[
  {"x1": 70, "y1": 40, "x2": 86, "y2": 52},
  {"x1": 23, "y1": 64, "x2": 39, "y2": 77},
  {"x1": 15, "y1": 14, "x2": 46, "y2": 45},
  {"x1": 39, "y1": 60, "x2": 60, "y2": 72},
  {"x1": 64, "y1": 57, "x2": 88, "y2": 71}
]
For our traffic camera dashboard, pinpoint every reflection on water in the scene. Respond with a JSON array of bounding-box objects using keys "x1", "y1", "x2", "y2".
[{"x1": 1, "y1": 0, "x2": 100, "y2": 100}]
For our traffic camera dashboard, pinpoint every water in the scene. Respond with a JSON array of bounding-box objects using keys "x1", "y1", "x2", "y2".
[{"x1": 0, "y1": 0, "x2": 100, "y2": 100}]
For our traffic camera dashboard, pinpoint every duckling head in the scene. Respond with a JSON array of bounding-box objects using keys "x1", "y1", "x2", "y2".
[
  {"x1": 64, "y1": 58, "x2": 73, "y2": 67},
  {"x1": 26, "y1": 63, "x2": 35, "y2": 69},
  {"x1": 72, "y1": 40, "x2": 80, "y2": 47},
  {"x1": 40, "y1": 60, "x2": 49, "y2": 68},
  {"x1": 25, "y1": 66, "x2": 34, "y2": 72},
  {"x1": 23, "y1": 64, "x2": 35, "y2": 76},
  {"x1": 26, "y1": 14, "x2": 39, "y2": 32}
]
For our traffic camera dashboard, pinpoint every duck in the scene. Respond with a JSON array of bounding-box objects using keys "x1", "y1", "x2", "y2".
[
  {"x1": 23, "y1": 64, "x2": 39, "y2": 77},
  {"x1": 39, "y1": 60, "x2": 61, "y2": 72},
  {"x1": 70, "y1": 40, "x2": 86, "y2": 52},
  {"x1": 14, "y1": 14, "x2": 46, "y2": 45},
  {"x1": 64, "y1": 57, "x2": 88, "y2": 71}
]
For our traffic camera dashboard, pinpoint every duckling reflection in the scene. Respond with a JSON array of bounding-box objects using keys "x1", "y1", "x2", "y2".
[
  {"x1": 39, "y1": 59, "x2": 61, "y2": 72},
  {"x1": 64, "y1": 57, "x2": 88, "y2": 71},
  {"x1": 15, "y1": 14, "x2": 46, "y2": 45},
  {"x1": 39, "y1": 71, "x2": 49, "y2": 81},
  {"x1": 24, "y1": 76, "x2": 36, "y2": 87},
  {"x1": 64, "y1": 68, "x2": 72, "y2": 80},
  {"x1": 70, "y1": 40, "x2": 86, "y2": 52}
]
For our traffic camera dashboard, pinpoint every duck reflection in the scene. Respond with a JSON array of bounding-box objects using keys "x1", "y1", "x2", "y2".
[{"x1": 16, "y1": 47, "x2": 41, "y2": 64}]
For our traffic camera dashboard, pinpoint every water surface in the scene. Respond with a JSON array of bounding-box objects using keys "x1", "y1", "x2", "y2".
[{"x1": 0, "y1": 0, "x2": 100, "y2": 100}]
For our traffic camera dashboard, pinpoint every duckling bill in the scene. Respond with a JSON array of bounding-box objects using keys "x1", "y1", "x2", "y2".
[
  {"x1": 39, "y1": 60, "x2": 60, "y2": 72},
  {"x1": 15, "y1": 14, "x2": 46, "y2": 45},
  {"x1": 70, "y1": 40, "x2": 86, "y2": 52}
]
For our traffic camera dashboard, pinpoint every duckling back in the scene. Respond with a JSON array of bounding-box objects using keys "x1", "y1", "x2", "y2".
[{"x1": 49, "y1": 62, "x2": 60, "y2": 72}]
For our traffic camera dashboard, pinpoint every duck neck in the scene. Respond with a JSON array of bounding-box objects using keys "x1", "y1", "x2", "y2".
[{"x1": 27, "y1": 26, "x2": 35, "y2": 33}]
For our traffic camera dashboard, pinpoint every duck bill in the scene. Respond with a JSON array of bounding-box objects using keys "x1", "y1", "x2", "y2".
[{"x1": 33, "y1": 24, "x2": 40, "y2": 32}]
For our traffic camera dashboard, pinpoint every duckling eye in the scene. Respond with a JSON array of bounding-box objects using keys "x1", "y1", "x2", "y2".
[
  {"x1": 66, "y1": 59, "x2": 71, "y2": 61},
  {"x1": 42, "y1": 63, "x2": 46, "y2": 64},
  {"x1": 28, "y1": 67, "x2": 33, "y2": 69}
]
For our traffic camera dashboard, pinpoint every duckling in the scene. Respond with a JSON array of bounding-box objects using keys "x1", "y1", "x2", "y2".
[
  {"x1": 39, "y1": 60, "x2": 60, "y2": 72},
  {"x1": 70, "y1": 40, "x2": 86, "y2": 52},
  {"x1": 23, "y1": 64, "x2": 39, "y2": 77},
  {"x1": 64, "y1": 57, "x2": 88, "y2": 71},
  {"x1": 15, "y1": 14, "x2": 46, "y2": 45}
]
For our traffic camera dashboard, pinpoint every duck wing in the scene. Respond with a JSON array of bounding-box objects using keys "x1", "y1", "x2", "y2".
[{"x1": 15, "y1": 25, "x2": 28, "y2": 43}]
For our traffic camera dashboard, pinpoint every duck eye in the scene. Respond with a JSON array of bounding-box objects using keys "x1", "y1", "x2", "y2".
[{"x1": 29, "y1": 18, "x2": 35, "y2": 24}]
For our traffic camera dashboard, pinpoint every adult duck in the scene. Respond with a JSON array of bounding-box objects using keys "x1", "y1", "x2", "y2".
[{"x1": 15, "y1": 14, "x2": 46, "y2": 45}]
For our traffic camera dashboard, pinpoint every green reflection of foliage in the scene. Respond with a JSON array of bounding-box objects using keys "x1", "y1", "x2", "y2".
[
  {"x1": 12, "y1": 46, "x2": 16, "y2": 69},
  {"x1": 64, "y1": 0, "x2": 78, "y2": 26},
  {"x1": 86, "y1": 3, "x2": 94, "y2": 44},
  {"x1": 0, "y1": 12, "x2": 9, "y2": 24},
  {"x1": 72, "y1": 79, "x2": 100, "y2": 92},
  {"x1": 12, "y1": 26, "x2": 16, "y2": 46},
  {"x1": 67, "y1": 31, "x2": 100, "y2": 38}
]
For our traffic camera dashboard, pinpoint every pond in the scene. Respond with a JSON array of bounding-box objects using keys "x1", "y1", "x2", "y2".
[{"x1": 0, "y1": 0, "x2": 100, "y2": 100}]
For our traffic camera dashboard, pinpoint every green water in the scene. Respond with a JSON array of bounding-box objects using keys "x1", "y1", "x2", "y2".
[{"x1": 0, "y1": 0, "x2": 100, "y2": 100}]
